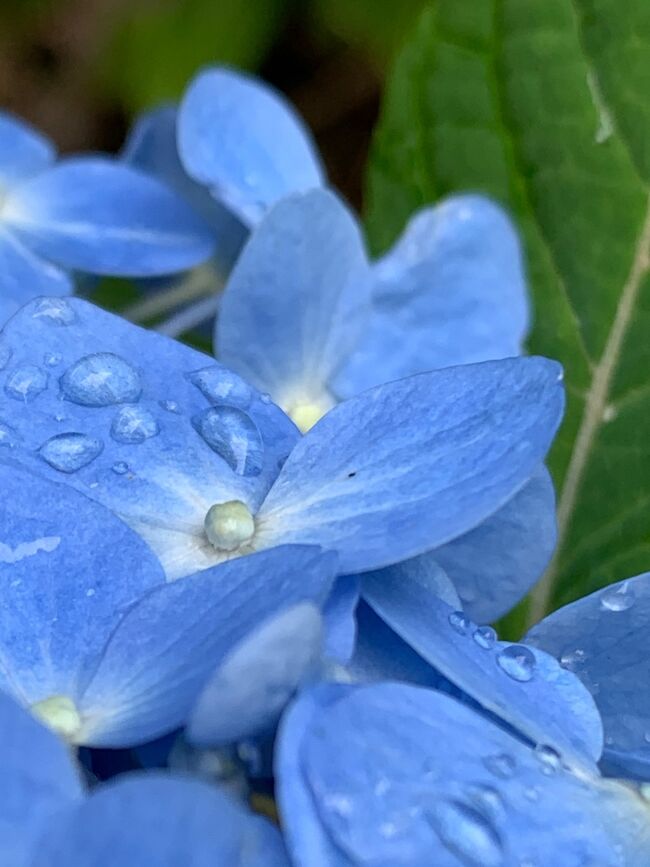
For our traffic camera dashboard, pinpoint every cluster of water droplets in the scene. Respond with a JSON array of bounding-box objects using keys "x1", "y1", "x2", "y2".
[
  {"x1": 2, "y1": 297, "x2": 270, "y2": 484},
  {"x1": 448, "y1": 610, "x2": 536, "y2": 683}
]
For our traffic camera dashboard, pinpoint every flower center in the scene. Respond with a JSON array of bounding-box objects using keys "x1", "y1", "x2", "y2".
[
  {"x1": 31, "y1": 695, "x2": 82, "y2": 741},
  {"x1": 204, "y1": 500, "x2": 255, "y2": 552}
]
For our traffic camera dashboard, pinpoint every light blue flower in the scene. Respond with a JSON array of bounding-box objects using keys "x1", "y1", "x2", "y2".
[
  {"x1": 0, "y1": 294, "x2": 561, "y2": 744},
  {"x1": 0, "y1": 690, "x2": 287, "y2": 866},
  {"x1": 0, "y1": 111, "x2": 215, "y2": 326},
  {"x1": 276, "y1": 680, "x2": 650, "y2": 866}
]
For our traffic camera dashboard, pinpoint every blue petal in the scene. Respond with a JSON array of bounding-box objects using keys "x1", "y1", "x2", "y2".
[
  {"x1": 0, "y1": 464, "x2": 164, "y2": 709},
  {"x1": 278, "y1": 683, "x2": 650, "y2": 867},
  {"x1": 178, "y1": 66, "x2": 324, "y2": 225},
  {"x1": 0, "y1": 692, "x2": 82, "y2": 867},
  {"x1": 0, "y1": 228, "x2": 73, "y2": 326},
  {"x1": 217, "y1": 190, "x2": 371, "y2": 425},
  {"x1": 335, "y1": 194, "x2": 529, "y2": 397},
  {"x1": 3, "y1": 157, "x2": 215, "y2": 276},
  {"x1": 322, "y1": 575, "x2": 360, "y2": 663},
  {"x1": 78, "y1": 545, "x2": 336, "y2": 746},
  {"x1": 527, "y1": 571, "x2": 650, "y2": 780},
  {"x1": 435, "y1": 466, "x2": 557, "y2": 623},
  {"x1": 350, "y1": 601, "x2": 447, "y2": 689},
  {"x1": 187, "y1": 602, "x2": 324, "y2": 747},
  {"x1": 275, "y1": 684, "x2": 353, "y2": 867},
  {"x1": 0, "y1": 297, "x2": 297, "y2": 580},
  {"x1": 123, "y1": 105, "x2": 247, "y2": 271},
  {"x1": 35, "y1": 772, "x2": 289, "y2": 866},
  {"x1": 0, "y1": 110, "x2": 55, "y2": 188},
  {"x1": 256, "y1": 358, "x2": 564, "y2": 574},
  {"x1": 362, "y1": 565, "x2": 603, "y2": 768}
]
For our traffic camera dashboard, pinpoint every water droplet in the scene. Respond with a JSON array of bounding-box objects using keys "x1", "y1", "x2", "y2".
[
  {"x1": 448, "y1": 610, "x2": 471, "y2": 635},
  {"x1": 473, "y1": 626, "x2": 497, "y2": 649},
  {"x1": 0, "y1": 342, "x2": 11, "y2": 370},
  {"x1": 534, "y1": 744, "x2": 561, "y2": 776},
  {"x1": 560, "y1": 648, "x2": 587, "y2": 671},
  {"x1": 110, "y1": 405, "x2": 159, "y2": 444},
  {"x1": 643, "y1": 731, "x2": 650, "y2": 745},
  {"x1": 187, "y1": 364, "x2": 253, "y2": 409},
  {"x1": 86, "y1": 588, "x2": 96, "y2": 597},
  {"x1": 260, "y1": 393, "x2": 272, "y2": 404},
  {"x1": 600, "y1": 581, "x2": 634, "y2": 612},
  {"x1": 483, "y1": 753, "x2": 516, "y2": 779},
  {"x1": 160, "y1": 399, "x2": 180, "y2": 413},
  {"x1": 427, "y1": 799, "x2": 503, "y2": 866},
  {"x1": 193, "y1": 406, "x2": 263, "y2": 476},
  {"x1": 44, "y1": 352, "x2": 62, "y2": 367},
  {"x1": 112, "y1": 461, "x2": 130, "y2": 475},
  {"x1": 39, "y1": 433, "x2": 103, "y2": 473},
  {"x1": 5, "y1": 365, "x2": 48, "y2": 402},
  {"x1": 31, "y1": 297, "x2": 76, "y2": 325},
  {"x1": 0, "y1": 421, "x2": 18, "y2": 447},
  {"x1": 60, "y1": 353, "x2": 141, "y2": 407},
  {"x1": 496, "y1": 645, "x2": 536, "y2": 682}
]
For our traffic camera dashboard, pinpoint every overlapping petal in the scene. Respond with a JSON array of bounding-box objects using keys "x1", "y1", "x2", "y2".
[
  {"x1": 277, "y1": 683, "x2": 650, "y2": 867},
  {"x1": 123, "y1": 105, "x2": 247, "y2": 270},
  {"x1": 527, "y1": 571, "x2": 650, "y2": 780},
  {"x1": 178, "y1": 67, "x2": 324, "y2": 226},
  {"x1": 35, "y1": 773, "x2": 288, "y2": 866},
  {"x1": 187, "y1": 602, "x2": 324, "y2": 747},
  {"x1": 217, "y1": 190, "x2": 371, "y2": 422},
  {"x1": 362, "y1": 565, "x2": 603, "y2": 768},
  {"x1": 335, "y1": 195, "x2": 529, "y2": 397},
  {"x1": 256, "y1": 358, "x2": 564, "y2": 574},
  {"x1": 3, "y1": 157, "x2": 215, "y2": 276},
  {"x1": 435, "y1": 466, "x2": 557, "y2": 622}
]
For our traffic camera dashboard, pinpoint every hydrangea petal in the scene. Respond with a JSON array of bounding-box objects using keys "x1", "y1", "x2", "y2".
[
  {"x1": 187, "y1": 602, "x2": 323, "y2": 747},
  {"x1": 434, "y1": 466, "x2": 557, "y2": 623},
  {"x1": 334, "y1": 195, "x2": 528, "y2": 397},
  {"x1": 3, "y1": 157, "x2": 215, "y2": 276},
  {"x1": 178, "y1": 67, "x2": 324, "y2": 225},
  {"x1": 0, "y1": 464, "x2": 164, "y2": 706},
  {"x1": 217, "y1": 190, "x2": 371, "y2": 419},
  {"x1": 79, "y1": 545, "x2": 336, "y2": 746},
  {"x1": 123, "y1": 105, "x2": 247, "y2": 270},
  {"x1": 0, "y1": 297, "x2": 297, "y2": 580},
  {"x1": 278, "y1": 683, "x2": 650, "y2": 867},
  {"x1": 0, "y1": 228, "x2": 72, "y2": 326},
  {"x1": 0, "y1": 692, "x2": 82, "y2": 867},
  {"x1": 0, "y1": 111, "x2": 56, "y2": 187},
  {"x1": 322, "y1": 575, "x2": 360, "y2": 663},
  {"x1": 362, "y1": 565, "x2": 603, "y2": 768},
  {"x1": 527, "y1": 571, "x2": 650, "y2": 780},
  {"x1": 35, "y1": 772, "x2": 288, "y2": 866},
  {"x1": 256, "y1": 358, "x2": 564, "y2": 574}
]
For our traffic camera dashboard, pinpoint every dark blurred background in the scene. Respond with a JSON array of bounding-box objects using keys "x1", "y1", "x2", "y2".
[{"x1": 0, "y1": 0, "x2": 426, "y2": 210}]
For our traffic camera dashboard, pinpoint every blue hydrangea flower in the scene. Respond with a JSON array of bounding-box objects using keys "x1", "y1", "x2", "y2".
[
  {"x1": 0, "y1": 111, "x2": 215, "y2": 326},
  {"x1": 0, "y1": 690, "x2": 287, "y2": 866},
  {"x1": 0, "y1": 297, "x2": 562, "y2": 592},
  {"x1": 215, "y1": 188, "x2": 551, "y2": 623},
  {"x1": 527, "y1": 570, "x2": 650, "y2": 781},
  {"x1": 276, "y1": 681, "x2": 650, "y2": 867}
]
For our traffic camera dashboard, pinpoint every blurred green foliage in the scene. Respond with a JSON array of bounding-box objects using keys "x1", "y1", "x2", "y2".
[{"x1": 102, "y1": 0, "x2": 288, "y2": 112}]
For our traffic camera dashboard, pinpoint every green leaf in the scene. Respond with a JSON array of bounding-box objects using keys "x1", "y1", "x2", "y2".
[
  {"x1": 366, "y1": 0, "x2": 650, "y2": 624},
  {"x1": 101, "y1": 0, "x2": 287, "y2": 112}
]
